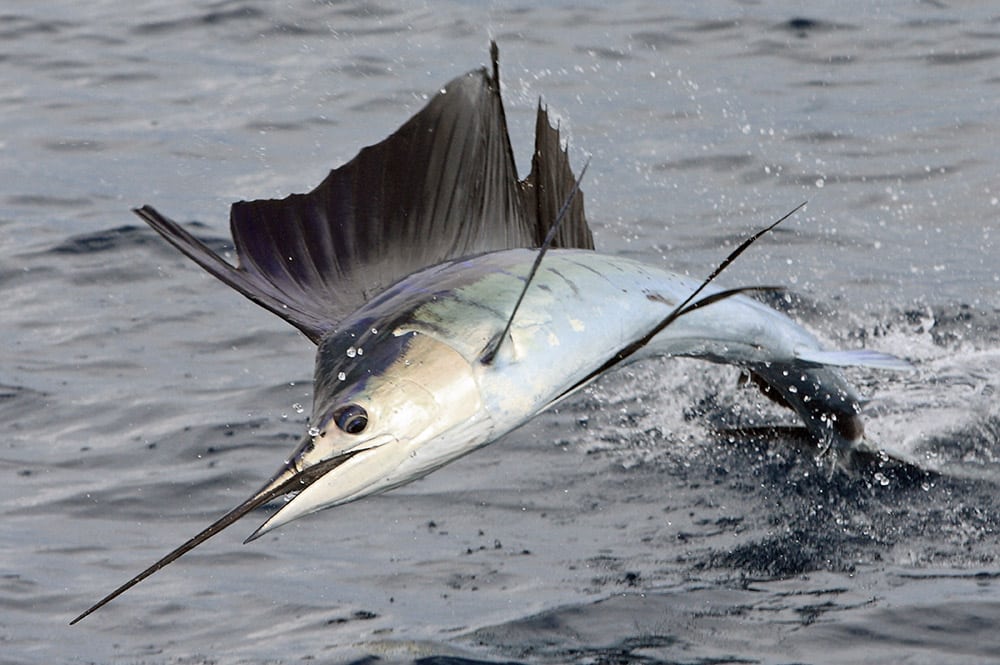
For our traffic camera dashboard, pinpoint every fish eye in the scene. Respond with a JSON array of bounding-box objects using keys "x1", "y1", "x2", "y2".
[{"x1": 332, "y1": 404, "x2": 368, "y2": 434}]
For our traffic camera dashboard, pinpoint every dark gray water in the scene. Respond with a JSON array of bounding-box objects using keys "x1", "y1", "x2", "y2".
[{"x1": 3, "y1": 2, "x2": 999, "y2": 663}]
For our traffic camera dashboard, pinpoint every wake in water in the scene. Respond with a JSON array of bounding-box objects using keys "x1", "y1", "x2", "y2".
[
  {"x1": 452, "y1": 302, "x2": 1000, "y2": 664},
  {"x1": 571, "y1": 301, "x2": 1000, "y2": 473}
]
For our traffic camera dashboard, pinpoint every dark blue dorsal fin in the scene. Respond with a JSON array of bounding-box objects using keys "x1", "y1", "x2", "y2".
[{"x1": 137, "y1": 45, "x2": 594, "y2": 344}]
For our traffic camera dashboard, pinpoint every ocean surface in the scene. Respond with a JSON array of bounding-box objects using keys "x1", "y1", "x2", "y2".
[{"x1": 2, "y1": 2, "x2": 999, "y2": 664}]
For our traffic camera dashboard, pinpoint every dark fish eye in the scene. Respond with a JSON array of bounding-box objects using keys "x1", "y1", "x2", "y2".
[{"x1": 333, "y1": 404, "x2": 368, "y2": 434}]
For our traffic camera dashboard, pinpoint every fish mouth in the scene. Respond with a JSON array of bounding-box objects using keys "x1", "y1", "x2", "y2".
[
  {"x1": 251, "y1": 443, "x2": 377, "y2": 520},
  {"x1": 242, "y1": 432, "x2": 399, "y2": 542}
]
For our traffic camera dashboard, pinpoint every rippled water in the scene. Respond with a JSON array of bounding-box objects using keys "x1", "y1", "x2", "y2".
[{"x1": 2, "y1": 2, "x2": 999, "y2": 664}]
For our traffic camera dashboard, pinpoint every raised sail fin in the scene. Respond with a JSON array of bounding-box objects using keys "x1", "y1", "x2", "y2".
[{"x1": 136, "y1": 44, "x2": 594, "y2": 344}]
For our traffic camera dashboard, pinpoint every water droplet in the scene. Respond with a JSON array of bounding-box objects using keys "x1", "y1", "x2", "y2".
[
  {"x1": 371, "y1": 327, "x2": 378, "y2": 334},
  {"x1": 337, "y1": 371, "x2": 346, "y2": 381},
  {"x1": 292, "y1": 403, "x2": 304, "y2": 414},
  {"x1": 308, "y1": 426, "x2": 320, "y2": 438},
  {"x1": 346, "y1": 347, "x2": 357, "y2": 358},
  {"x1": 356, "y1": 347, "x2": 363, "y2": 356}
]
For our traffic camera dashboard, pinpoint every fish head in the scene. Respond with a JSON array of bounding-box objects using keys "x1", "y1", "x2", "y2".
[
  {"x1": 248, "y1": 321, "x2": 490, "y2": 539},
  {"x1": 69, "y1": 317, "x2": 495, "y2": 623}
]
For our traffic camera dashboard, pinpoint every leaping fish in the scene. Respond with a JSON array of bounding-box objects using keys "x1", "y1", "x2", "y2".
[{"x1": 71, "y1": 45, "x2": 911, "y2": 624}]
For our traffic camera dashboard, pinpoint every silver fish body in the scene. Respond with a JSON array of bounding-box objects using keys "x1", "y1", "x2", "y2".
[{"x1": 263, "y1": 248, "x2": 879, "y2": 535}]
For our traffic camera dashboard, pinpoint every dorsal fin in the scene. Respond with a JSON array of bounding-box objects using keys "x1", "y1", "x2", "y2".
[
  {"x1": 521, "y1": 103, "x2": 593, "y2": 251},
  {"x1": 137, "y1": 44, "x2": 593, "y2": 344}
]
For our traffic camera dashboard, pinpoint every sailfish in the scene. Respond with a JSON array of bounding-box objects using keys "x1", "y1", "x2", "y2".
[{"x1": 71, "y1": 44, "x2": 910, "y2": 624}]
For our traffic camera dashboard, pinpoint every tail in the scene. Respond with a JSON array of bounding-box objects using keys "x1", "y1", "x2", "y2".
[
  {"x1": 748, "y1": 364, "x2": 867, "y2": 452},
  {"x1": 749, "y1": 345, "x2": 913, "y2": 454}
]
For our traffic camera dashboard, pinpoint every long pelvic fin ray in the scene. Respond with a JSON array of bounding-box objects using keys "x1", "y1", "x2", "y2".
[
  {"x1": 481, "y1": 159, "x2": 591, "y2": 364},
  {"x1": 668, "y1": 201, "x2": 806, "y2": 322},
  {"x1": 552, "y1": 202, "x2": 807, "y2": 402}
]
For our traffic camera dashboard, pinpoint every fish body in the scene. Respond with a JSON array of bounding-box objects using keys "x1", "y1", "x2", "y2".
[
  {"x1": 72, "y1": 45, "x2": 911, "y2": 623},
  {"x1": 255, "y1": 247, "x2": 893, "y2": 536}
]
